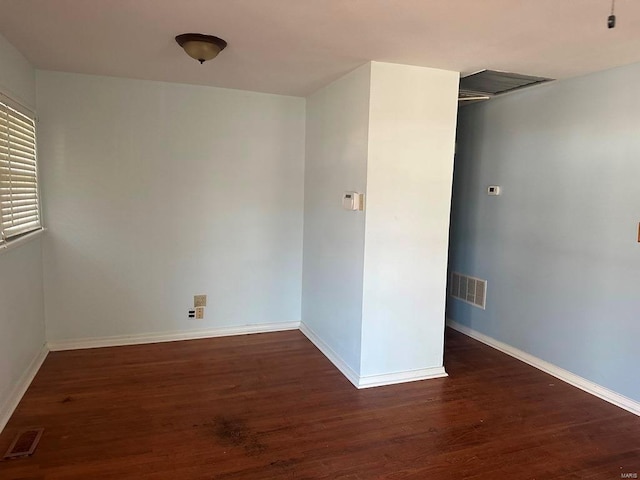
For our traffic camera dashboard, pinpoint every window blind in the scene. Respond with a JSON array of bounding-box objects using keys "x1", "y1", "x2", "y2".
[{"x1": 0, "y1": 99, "x2": 41, "y2": 243}]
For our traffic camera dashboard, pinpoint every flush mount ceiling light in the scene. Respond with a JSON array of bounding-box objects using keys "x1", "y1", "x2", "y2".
[{"x1": 175, "y1": 33, "x2": 227, "y2": 64}]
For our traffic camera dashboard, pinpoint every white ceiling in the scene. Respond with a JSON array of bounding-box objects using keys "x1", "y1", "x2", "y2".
[{"x1": 1, "y1": 0, "x2": 639, "y2": 97}]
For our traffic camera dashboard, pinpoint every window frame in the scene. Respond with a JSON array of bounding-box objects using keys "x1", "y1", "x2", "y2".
[{"x1": 0, "y1": 91, "x2": 43, "y2": 249}]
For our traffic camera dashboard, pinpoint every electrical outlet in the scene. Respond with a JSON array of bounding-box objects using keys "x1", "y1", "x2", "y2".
[
  {"x1": 195, "y1": 307, "x2": 204, "y2": 319},
  {"x1": 194, "y1": 295, "x2": 207, "y2": 307},
  {"x1": 188, "y1": 309, "x2": 196, "y2": 319}
]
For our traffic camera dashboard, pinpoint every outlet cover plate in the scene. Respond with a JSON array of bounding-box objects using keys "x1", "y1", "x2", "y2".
[{"x1": 195, "y1": 307, "x2": 204, "y2": 319}]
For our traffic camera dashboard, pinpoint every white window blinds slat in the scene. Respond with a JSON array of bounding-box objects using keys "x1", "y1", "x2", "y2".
[{"x1": 0, "y1": 100, "x2": 41, "y2": 243}]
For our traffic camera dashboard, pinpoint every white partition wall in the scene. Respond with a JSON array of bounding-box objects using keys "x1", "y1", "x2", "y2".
[
  {"x1": 302, "y1": 62, "x2": 459, "y2": 387},
  {"x1": 301, "y1": 64, "x2": 371, "y2": 379},
  {"x1": 360, "y1": 63, "x2": 459, "y2": 383}
]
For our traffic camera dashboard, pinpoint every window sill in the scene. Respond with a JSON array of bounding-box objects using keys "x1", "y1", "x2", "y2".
[{"x1": 0, "y1": 228, "x2": 46, "y2": 256}]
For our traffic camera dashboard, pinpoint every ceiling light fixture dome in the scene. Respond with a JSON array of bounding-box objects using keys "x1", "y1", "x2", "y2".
[{"x1": 175, "y1": 33, "x2": 227, "y2": 64}]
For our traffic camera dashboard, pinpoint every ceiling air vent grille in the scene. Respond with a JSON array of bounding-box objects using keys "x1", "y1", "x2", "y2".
[
  {"x1": 458, "y1": 90, "x2": 491, "y2": 106},
  {"x1": 458, "y1": 70, "x2": 554, "y2": 106},
  {"x1": 450, "y1": 272, "x2": 487, "y2": 310}
]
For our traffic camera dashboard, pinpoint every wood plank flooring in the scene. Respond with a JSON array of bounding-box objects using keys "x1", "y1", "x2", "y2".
[{"x1": 0, "y1": 328, "x2": 638, "y2": 479}]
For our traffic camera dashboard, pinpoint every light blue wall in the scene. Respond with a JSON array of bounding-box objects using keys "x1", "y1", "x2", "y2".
[
  {"x1": 0, "y1": 33, "x2": 35, "y2": 107},
  {"x1": 37, "y1": 71, "x2": 305, "y2": 342},
  {"x1": 449, "y1": 61, "x2": 640, "y2": 403},
  {"x1": 0, "y1": 33, "x2": 46, "y2": 430}
]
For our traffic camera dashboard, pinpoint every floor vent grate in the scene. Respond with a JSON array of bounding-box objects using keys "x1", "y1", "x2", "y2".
[
  {"x1": 3, "y1": 428, "x2": 44, "y2": 460},
  {"x1": 450, "y1": 272, "x2": 487, "y2": 309}
]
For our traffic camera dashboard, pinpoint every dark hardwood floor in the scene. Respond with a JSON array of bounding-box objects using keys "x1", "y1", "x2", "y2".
[{"x1": 1, "y1": 328, "x2": 638, "y2": 479}]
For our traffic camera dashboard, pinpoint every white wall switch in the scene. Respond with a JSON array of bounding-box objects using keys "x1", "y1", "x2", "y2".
[{"x1": 487, "y1": 186, "x2": 501, "y2": 196}]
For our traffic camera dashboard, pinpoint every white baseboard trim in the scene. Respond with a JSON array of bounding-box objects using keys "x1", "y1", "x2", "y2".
[
  {"x1": 447, "y1": 319, "x2": 640, "y2": 417},
  {"x1": 0, "y1": 344, "x2": 49, "y2": 432},
  {"x1": 299, "y1": 322, "x2": 360, "y2": 388},
  {"x1": 300, "y1": 322, "x2": 447, "y2": 389},
  {"x1": 358, "y1": 366, "x2": 447, "y2": 389},
  {"x1": 47, "y1": 321, "x2": 301, "y2": 352}
]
